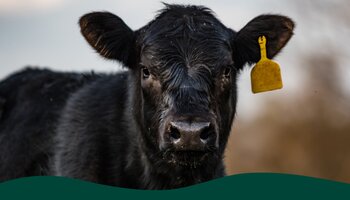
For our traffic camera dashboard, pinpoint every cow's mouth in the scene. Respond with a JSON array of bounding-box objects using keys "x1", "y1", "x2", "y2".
[{"x1": 163, "y1": 150, "x2": 218, "y2": 168}]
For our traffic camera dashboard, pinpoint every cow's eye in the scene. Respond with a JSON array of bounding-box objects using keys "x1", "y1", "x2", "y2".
[
  {"x1": 223, "y1": 66, "x2": 231, "y2": 77},
  {"x1": 142, "y1": 67, "x2": 150, "y2": 79}
]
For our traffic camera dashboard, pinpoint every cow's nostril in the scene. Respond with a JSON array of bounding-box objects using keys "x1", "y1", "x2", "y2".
[
  {"x1": 167, "y1": 121, "x2": 217, "y2": 150},
  {"x1": 199, "y1": 126, "x2": 213, "y2": 141},
  {"x1": 169, "y1": 126, "x2": 181, "y2": 140}
]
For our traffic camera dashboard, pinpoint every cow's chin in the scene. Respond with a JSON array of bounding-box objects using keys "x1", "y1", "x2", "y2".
[{"x1": 162, "y1": 149, "x2": 219, "y2": 168}]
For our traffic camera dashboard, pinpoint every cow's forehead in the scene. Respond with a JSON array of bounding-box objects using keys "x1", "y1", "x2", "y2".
[
  {"x1": 139, "y1": 5, "x2": 233, "y2": 46},
  {"x1": 140, "y1": 40, "x2": 233, "y2": 70},
  {"x1": 137, "y1": 5, "x2": 234, "y2": 72},
  {"x1": 140, "y1": 36, "x2": 233, "y2": 71},
  {"x1": 140, "y1": 23, "x2": 233, "y2": 67}
]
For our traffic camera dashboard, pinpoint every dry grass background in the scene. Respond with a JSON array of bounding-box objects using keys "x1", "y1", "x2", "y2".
[
  {"x1": 224, "y1": 0, "x2": 350, "y2": 182},
  {"x1": 225, "y1": 55, "x2": 350, "y2": 182}
]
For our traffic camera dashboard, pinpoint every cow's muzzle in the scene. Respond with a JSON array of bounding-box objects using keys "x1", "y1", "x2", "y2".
[{"x1": 162, "y1": 118, "x2": 218, "y2": 151}]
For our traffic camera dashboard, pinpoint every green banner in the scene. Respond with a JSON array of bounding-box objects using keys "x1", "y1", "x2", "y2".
[{"x1": 0, "y1": 173, "x2": 349, "y2": 199}]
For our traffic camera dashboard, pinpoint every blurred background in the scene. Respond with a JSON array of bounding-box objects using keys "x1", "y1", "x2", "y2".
[{"x1": 1, "y1": 0, "x2": 350, "y2": 182}]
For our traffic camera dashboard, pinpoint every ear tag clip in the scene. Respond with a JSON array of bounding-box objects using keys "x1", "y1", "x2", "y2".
[{"x1": 251, "y1": 36, "x2": 283, "y2": 93}]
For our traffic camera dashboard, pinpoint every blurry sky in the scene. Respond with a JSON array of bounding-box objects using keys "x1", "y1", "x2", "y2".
[{"x1": 0, "y1": 0, "x2": 349, "y2": 117}]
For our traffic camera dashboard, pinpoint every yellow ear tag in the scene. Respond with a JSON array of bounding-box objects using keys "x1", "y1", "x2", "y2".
[{"x1": 251, "y1": 36, "x2": 283, "y2": 94}]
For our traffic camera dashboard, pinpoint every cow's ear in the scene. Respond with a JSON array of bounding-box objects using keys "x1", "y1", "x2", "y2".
[
  {"x1": 233, "y1": 15, "x2": 295, "y2": 69},
  {"x1": 79, "y1": 12, "x2": 134, "y2": 66}
]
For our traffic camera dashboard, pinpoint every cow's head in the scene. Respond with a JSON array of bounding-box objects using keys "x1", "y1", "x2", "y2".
[{"x1": 79, "y1": 4, "x2": 294, "y2": 169}]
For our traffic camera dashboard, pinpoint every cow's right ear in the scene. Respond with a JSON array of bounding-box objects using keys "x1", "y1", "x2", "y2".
[{"x1": 79, "y1": 12, "x2": 134, "y2": 66}]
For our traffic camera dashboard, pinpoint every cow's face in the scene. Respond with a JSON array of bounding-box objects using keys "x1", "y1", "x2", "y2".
[
  {"x1": 79, "y1": 4, "x2": 294, "y2": 168},
  {"x1": 137, "y1": 8, "x2": 237, "y2": 167}
]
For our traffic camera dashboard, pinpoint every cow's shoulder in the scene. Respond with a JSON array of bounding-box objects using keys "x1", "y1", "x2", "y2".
[
  {"x1": 54, "y1": 71, "x2": 131, "y2": 185},
  {"x1": 58, "y1": 70, "x2": 130, "y2": 134}
]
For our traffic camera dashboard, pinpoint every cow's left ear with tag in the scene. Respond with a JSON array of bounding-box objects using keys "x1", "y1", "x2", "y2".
[
  {"x1": 79, "y1": 12, "x2": 135, "y2": 66},
  {"x1": 232, "y1": 14, "x2": 295, "y2": 69}
]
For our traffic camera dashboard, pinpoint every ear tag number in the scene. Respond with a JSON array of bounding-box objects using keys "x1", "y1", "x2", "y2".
[{"x1": 251, "y1": 36, "x2": 283, "y2": 94}]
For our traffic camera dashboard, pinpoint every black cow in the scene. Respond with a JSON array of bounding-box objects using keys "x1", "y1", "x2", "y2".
[{"x1": 0, "y1": 4, "x2": 294, "y2": 189}]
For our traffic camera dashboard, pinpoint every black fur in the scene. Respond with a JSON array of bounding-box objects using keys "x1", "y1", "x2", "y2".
[
  {"x1": 0, "y1": 4, "x2": 294, "y2": 189},
  {"x1": 0, "y1": 68, "x2": 98, "y2": 180}
]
